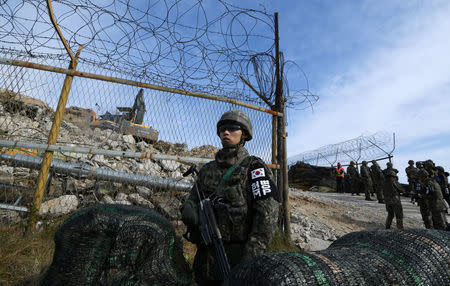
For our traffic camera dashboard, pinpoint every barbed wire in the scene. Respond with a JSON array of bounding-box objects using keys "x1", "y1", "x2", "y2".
[
  {"x1": 288, "y1": 132, "x2": 395, "y2": 166},
  {"x1": 0, "y1": 0, "x2": 317, "y2": 110}
]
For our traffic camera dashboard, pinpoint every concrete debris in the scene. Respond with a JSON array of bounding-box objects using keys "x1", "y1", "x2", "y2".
[
  {"x1": 39, "y1": 195, "x2": 79, "y2": 215},
  {"x1": 1, "y1": 94, "x2": 221, "y2": 224}
]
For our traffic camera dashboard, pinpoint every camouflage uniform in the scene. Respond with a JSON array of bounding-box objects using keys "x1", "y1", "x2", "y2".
[
  {"x1": 382, "y1": 164, "x2": 403, "y2": 229},
  {"x1": 405, "y1": 160, "x2": 418, "y2": 204},
  {"x1": 436, "y1": 166, "x2": 450, "y2": 208},
  {"x1": 181, "y1": 110, "x2": 279, "y2": 285},
  {"x1": 416, "y1": 167, "x2": 433, "y2": 229},
  {"x1": 421, "y1": 161, "x2": 448, "y2": 230},
  {"x1": 346, "y1": 162, "x2": 360, "y2": 196},
  {"x1": 360, "y1": 161, "x2": 374, "y2": 201},
  {"x1": 370, "y1": 160, "x2": 385, "y2": 203}
]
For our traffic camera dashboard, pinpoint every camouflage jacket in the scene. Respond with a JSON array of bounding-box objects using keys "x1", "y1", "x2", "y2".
[
  {"x1": 370, "y1": 164, "x2": 384, "y2": 184},
  {"x1": 360, "y1": 165, "x2": 372, "y2": 183},
  {"x1": 346, "y1": 165, "x2": 359, "y2": 181},
  {"x1": 424, "y1": 179, "x2": 447, "y2": 211},
  {"x1": 405, "y1": 166, "x2": 418, "y2": 183},
  {"x1": 383, "y1": 168, "x2": 402, "y2": 205},
  {"x1": 183, "y1": 146, "x2": 279, "y2": 260}
]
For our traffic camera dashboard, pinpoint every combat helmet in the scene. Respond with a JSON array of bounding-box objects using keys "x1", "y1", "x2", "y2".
[
  {"x1": 217, "y1": 110, "x2": 253, "y2": 141},
  {"x1": 408, "y1": 160, "x2": 414, "y2": 164}
]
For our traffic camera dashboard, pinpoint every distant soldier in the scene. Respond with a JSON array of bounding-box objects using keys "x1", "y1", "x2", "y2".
[
  {"x1": 415, "y1": 165, "x2": 433, "y2": 229},
  {"x1": 382, "y1": 162, "x2": 404, "y2": 229},
  {"x1": 370, "y1": 160, "x2": 385, "y2": 203},
  {"x1": 405, "y1": 160, "x2": 418, "y2": 204},
  {"x1": 333, "y1": 162, "x2": 345, "y2": 193},
  {"x1": 422, "y1": 161, "x2": 448, "y2": 230},
  {"x1": 346, "y1": 161, "x2": 360, "y2": 196},
  {"x1": 436, "y1": 166, "x2": 450, "y2": 209},
  {"x1": 360, "y1": 161, "x2": 374, "y2": 201}
]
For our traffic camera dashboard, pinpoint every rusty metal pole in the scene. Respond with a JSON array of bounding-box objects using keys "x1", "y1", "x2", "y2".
[
  {"x1": 274, "y1": 12, "x2": 282, "y2": 230},
  {"x1": 279, "y1": 51, "x2": 290, "y2": 237},
  {"x1": 27, "y1": 46, "x2": 82, "y2": 232},
  {"x1": 272, "y1": 115, "x2": 277, "y2": 177}
]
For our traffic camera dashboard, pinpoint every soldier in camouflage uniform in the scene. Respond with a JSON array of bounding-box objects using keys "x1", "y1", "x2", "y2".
[
  {"x1": 370, "y1": 160, "x2": 385, "y2": 203},
  {"x1": 415, "y1": 164, "x2": 433, "y2": 229},
  {"x1": 346, "y1": 161, "x2": 360, "y2": 196},
  {"x1": 422, "y1": 161, "x2": 448, "y2": 230},
  {"x1": 382, "y1": 162, "x2": 404, "y2": 229},
  {"x1": 360, "y1": 161, "x2": 374, "y2": 201},
  {"x1": 405, "y1": 160, "x2": 418, "y2": 204},
  {"x1": 180, "y1": 110, "x2": 280, "y2": 285},
  {"x1": 436, "y1": 166, "x2": 450, "y2": 210}
]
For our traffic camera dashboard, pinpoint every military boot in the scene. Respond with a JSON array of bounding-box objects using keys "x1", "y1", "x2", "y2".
[
  {"x1": 385, "y1": 217, "x2": 392, "y2": 229},
  {"x1": 396, "y1": 219, "x2": 404, "y2": 229}
]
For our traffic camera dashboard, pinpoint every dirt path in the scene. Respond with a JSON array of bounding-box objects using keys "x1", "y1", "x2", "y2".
[{"x1": 288, "y1": 188, "x2": 444, "y2": 251}]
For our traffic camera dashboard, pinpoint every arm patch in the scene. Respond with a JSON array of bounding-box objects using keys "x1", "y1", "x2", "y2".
[{"x1": 248, "y1": 159, "x2": 279, "y2": 202}]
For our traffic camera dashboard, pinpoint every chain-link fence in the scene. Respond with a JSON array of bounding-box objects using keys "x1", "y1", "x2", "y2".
[{"x1": 0, "y1": 0, "x2": 298, "y2": 230}]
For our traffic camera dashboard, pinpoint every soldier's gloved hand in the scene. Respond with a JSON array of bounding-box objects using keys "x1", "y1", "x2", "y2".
[{"x1": 181, "y1": 200, "x2": 199, "y2": 227}]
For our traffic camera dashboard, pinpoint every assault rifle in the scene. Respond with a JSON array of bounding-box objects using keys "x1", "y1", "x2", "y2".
[{"x1": 183, "y1": 165, "x2": 231, "y2": 281}]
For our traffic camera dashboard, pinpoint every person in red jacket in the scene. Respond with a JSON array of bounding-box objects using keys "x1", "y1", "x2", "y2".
[{"x1": 334, "y1": 162, "x2": 345, "y2": 193}]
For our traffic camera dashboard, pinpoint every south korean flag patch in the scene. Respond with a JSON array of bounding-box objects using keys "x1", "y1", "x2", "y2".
[
  {"x1": 251, "y1": 168, "x2": 265, "y2": 179},
  {"x1": 248, "y1": 161, "x2": 279, "y2": 202}
]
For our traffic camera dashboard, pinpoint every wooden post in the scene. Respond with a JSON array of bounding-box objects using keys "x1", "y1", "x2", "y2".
[{"x1": 274, "y1": 12, "x2": 290, "y2": 236}]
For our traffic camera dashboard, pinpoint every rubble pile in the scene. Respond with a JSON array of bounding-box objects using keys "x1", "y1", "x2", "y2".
[{"x1": 0, "y1": 92, "x2": 219, "y2": 224}]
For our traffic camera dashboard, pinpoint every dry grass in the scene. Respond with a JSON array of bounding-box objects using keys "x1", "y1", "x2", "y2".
[
  {"x1": 0, "y1": 217, "x2": 297, "y2": 285},
  {"x1": 0, "y1": 217, "x2": 67, "y2": 286}
]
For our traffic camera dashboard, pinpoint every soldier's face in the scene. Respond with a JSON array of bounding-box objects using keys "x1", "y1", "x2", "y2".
[{"x1": 220, "y1": 128, "x2": 243, "y2": 145}]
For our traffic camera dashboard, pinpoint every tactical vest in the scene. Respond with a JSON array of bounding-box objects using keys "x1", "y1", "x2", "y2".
[
  {"x1": 196, "y1": 156, "x2": 276, "y2": 243},
  {"x1": 335, "y1": 167, "x2": 344, "y2": 178}
]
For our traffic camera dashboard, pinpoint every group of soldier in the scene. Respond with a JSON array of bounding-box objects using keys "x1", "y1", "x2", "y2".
[
  {"x1": 334, "y1": 159, "x2": 449, "y2": 231},
  {"x1": 405, "y1": 159, "x2": 449, "y2": 230}
]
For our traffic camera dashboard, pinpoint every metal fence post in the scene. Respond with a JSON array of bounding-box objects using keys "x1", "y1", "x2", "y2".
[
  {"x1": 274, "y1": 12, "x2": 291, "y2": 236},
  {"x1": 27, "y1": 47, "x2": 82, "y2": 231}
]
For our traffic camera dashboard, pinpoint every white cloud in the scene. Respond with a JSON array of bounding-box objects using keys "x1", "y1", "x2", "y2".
[{"x1": 288, "y1": 1, "x2": 450, "y2": 177}]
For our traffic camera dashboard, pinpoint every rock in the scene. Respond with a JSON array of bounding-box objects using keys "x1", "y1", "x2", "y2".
[
  {"x1": 144, "y1": 160, "x2": 161, "y2": 173},
  {"x1": 114, "y1": 192, "x2": 131, "y2": 205},
  {"x1": 159, "y1": 159, "x2": 180, "y2": 171},
  {"x1": 39, "y1": 195, "x2": 79, "y2": 215},
  {"x1": 0, "y1": 209, "x2": 22, "y2": 225},
  {"x1": 101, "y1": 194, "x2": 115, "y2": 204},
  {"x1": 136, "y1": 186, "x2": 152, "y2": 197},
  {"x1": 136, "y1": 141, "x2": 148, "y2": 152},
  {"x1": 170, "y1": 170, "x2": 184, "y2": 179},
  {"x1": 107, "y1": 139, "x2": 119, "y2": 149},
  {"x1": 115, "y1": 192, "x2": 128, "y2": 201},
  {"x1": 123, "y1": 134, "x2": 136, "y2": 144},
  {"x1": 150, "y1": 192, "x2": 181, "y2": 220},
  {"x1": 128, "y1": 193, "x2": 154, "y2": 208},
  {"x1": 188, "y1": 145, "x2": 219, "y2": 158}
]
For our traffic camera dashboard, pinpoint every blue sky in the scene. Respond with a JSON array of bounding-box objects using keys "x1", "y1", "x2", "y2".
[
  {"x1": 242, "y1": 0, "x2": 450, "y2": 183},
  {"x1": 2, "y1": 0, "x2": 449, "y2": 184}
]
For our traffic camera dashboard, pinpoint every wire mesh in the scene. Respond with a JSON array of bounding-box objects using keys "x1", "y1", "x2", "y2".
[
  {"x1": 228, "y1": 229, "x2": 450, "y2": 286},
  {"x1": 0, "y1": 0, "x2": 288, "y2": 227},
  {"x1": 288, "y1": 132, "x2": 396, "y2": 167}
]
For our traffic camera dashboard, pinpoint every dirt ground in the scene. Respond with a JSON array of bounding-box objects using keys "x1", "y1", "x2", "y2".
[{"x1": 287, "y1": 188, "x2": 442, "y2": 250}]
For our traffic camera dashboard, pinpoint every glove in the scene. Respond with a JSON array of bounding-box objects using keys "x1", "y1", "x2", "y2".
[{"x1": 181, "y1": 200, "x2": 199, "y2": 227}]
